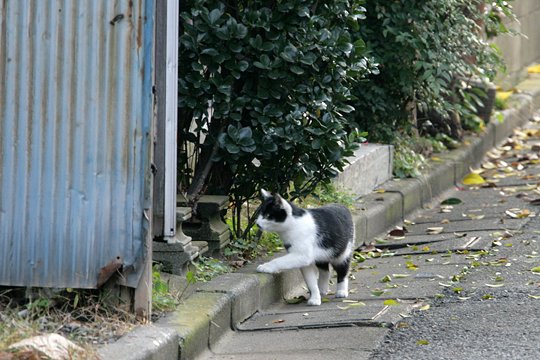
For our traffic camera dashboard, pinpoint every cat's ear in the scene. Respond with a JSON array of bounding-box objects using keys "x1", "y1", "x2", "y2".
[
  {"x1": 273, "y1": 193, "x2": 284, "y2": 205},
  {"x1": 261, "y1": 189, "x2": 272, "y2": 199}
]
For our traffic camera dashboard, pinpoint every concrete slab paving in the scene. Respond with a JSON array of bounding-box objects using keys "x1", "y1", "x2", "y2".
[
  {"x1": 412, "y1": 203, "x2": 533, "y2": 223},
  {"x1": 362, "y1": 252, "x2": 472, "y2": 267},
  {"x1": 403, "y1": 217, "x2": 527, "y2": 235},
  {"x1": 353, "y1": 262, "x2": 467, "y2": 284},
  {"x1": 376, "y1": 230, "x2": 495, "y2": 257},
  {"x1": 409, "y1": 191, "x2": 537, "y2": 224},
  {"x1": 203, "y1": 326, "x2": 388, "y2": 357},
  {"x1": 390, "y1": 235, "x2": 493, "y2": 254},
  {"x1": 200, "y1": 349, "x2": 373, "y2": 360},
  {"x1": 236, "y1": 299, "x2": 409, "y2": 330},
  {"x1": 349, "y1": 265, "x2": 466, "y2": 301},
  {"x1": 480, "y1": 172, "x2": 540, "y2": 187}
]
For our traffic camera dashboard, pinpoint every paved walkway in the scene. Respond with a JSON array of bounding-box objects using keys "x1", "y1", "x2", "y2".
[{"x1": 198, "y1": 114, "x2": 540, "y2": 359}]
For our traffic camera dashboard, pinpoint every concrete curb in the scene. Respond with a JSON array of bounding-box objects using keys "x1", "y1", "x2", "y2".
[{"x1": 98, "y1": 76, "x2": 540, "y2": 360}]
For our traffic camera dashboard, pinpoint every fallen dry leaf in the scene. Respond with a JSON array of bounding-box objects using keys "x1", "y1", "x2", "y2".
[
  {"x1": 482, "y1": 162, "x2": 497, "y2": 170},
  {"x1": 485, "y1": 283, "x2": 505, "y2": 288},
  {"x1": 505, "y1": 209, "x2": 531, "y2": 219},
  {"x1": 427, "y1": 227, "x2": 444, "y2": 235},
  {"x1": 464, "y1": 213, "x2": 485, "y2": 220},
  {"x1": 392, "y1": 274, "x2": 410, "y2": 279},
  {"x1": 389, "y1": 227, "x2": 407, "y2": 237},
  {"x1": 440, "y1": 205, "x2": 453, "y2": 213}
]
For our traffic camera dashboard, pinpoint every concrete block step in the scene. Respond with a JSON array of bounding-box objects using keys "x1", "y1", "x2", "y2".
[{"x1": 334, "y1": 144, "x2": 394, "y2": 196}]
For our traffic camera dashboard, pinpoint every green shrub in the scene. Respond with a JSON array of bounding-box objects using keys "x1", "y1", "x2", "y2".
[
  {"x1": 178, "y1": 0, "x2": 373, "y2": 237},
  {"x1": 352, "y1": 0, "x2": 510, "y2": 144}
]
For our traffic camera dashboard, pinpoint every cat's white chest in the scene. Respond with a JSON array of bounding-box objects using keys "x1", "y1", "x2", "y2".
[{"x1": 280, "y1": 214, "x2": 318, "y2": 254}]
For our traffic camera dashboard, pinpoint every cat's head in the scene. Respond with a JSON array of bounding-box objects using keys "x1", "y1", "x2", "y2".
[{"x1": 256, "y1": 189, "x2": 293, "y2": 232}]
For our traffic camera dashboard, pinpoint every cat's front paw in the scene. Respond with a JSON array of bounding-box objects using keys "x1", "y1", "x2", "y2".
[
  {"x1": 335, "y1": 289, "x2": 348, "y2": 298},
  {"x1": 307, "y1": 296, "x2": 322, "y2": 306},
  {"x1": 257, "y1": 263, "x2": 279, "y2": 274},
  {"x1": 319, "y1": 286, "x2": 329, "y2": 296}
]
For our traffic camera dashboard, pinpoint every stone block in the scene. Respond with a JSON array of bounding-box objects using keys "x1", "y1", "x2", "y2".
[
  {"x1": 333, "y1": 144, "x2": 393, "y2": 196},
  {"x1": 417, "y1": 160, "x2": 456, "y2": 202},
  {"x1": 153, "y1": 242, "x2": 195, "y2": 275},
  {"x1": 195, "y1": 273, "x2": 261, "y2": 326},
  {"x1": 166, "y1": 207, "x2": 192, "y2": 245},
  {"x1": 181, "y1": 195, "x2": 231, "y2": 254},
  {"x1": 356, "y1": 192, "x2": 403, "y2": 243},
  {"x1": 379, "y1": 177, "x2": 430, "y2": 219}
]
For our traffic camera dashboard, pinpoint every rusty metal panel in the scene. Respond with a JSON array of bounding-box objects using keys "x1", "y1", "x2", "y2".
[{"x1": 0, "y1": 0, "x2": 155, "y2": 288}]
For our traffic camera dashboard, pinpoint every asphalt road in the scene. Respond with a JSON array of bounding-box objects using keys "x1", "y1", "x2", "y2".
[
  {"x1": 371, "y1": 215, "x2": 540, "y2": 360},
  {"x1": 371, "y1": 117, "x2": 540, "y2": 360}
]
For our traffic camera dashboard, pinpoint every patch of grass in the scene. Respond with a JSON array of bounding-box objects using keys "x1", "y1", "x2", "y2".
[
  {"x1": 303, "y1": 182, "x2": 356, "y2": 208},
  {"x1": 152, "y1": 264, "x2": 196, "y2": 312},
  {"x1": 192, "y1": 256, "x2": 232, "y2": 282},
  {"x1": 393, "y1": 135, "x2": 427, "y2": 178},
  {"x1": 0, "y1": 287, "x2": 138, "y2": 354},
  {"x1": 462, "y1": 114, "x2": 485, "y2": 133},
  {"x1": 495, "y1": 95, "x2": 508, "y2": 110}
]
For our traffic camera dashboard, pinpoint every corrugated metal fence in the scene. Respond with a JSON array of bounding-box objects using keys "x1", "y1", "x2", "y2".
[{"x1": 0, "y1": 0, "x2": 155, "y2": 288}]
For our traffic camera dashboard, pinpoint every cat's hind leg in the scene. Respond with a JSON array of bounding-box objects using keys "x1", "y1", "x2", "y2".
[
  {"x1": 316, "y1": 262, "x2": 331, "y2": 296},
  {"x1": 333, "y1": 259, "x2": 351, "y2": 298},
  {"x1": 301, "y1": 265, "x2": 321, "y2": 306}
]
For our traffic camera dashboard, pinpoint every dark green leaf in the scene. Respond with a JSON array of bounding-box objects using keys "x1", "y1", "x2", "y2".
[
  {"x1": 208, "y1": 9, "x2": 222, "y2": 25},
  {"x1": 227, "y1": 125, "x2": 239, "y2": 140},
  {"x1": 290, "y1": 65, "x2": 304, "y2": 75},
  {"x1": 441, "y1": 198, "x2": 462, "y2": 205}
]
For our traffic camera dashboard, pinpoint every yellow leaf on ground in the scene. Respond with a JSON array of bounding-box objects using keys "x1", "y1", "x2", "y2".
[
  {"x1": 527, "y1": 64, "x2": 540, "y2": 73},
  {"x1": 496, "y1": 90, "x2": 513, "y2": 101},
  {"x1": 463, "y1": 173, "x2": 486, "y2": 185}
]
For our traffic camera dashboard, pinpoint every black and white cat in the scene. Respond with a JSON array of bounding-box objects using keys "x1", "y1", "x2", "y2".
[{"x1": 256, "y1": 189, "x2": 355, "y2": 306}]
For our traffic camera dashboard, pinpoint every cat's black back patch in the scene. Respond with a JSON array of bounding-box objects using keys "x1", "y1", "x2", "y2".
[{"x1": 309, "y1": 204, "x2": 353, "y2": 256}]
